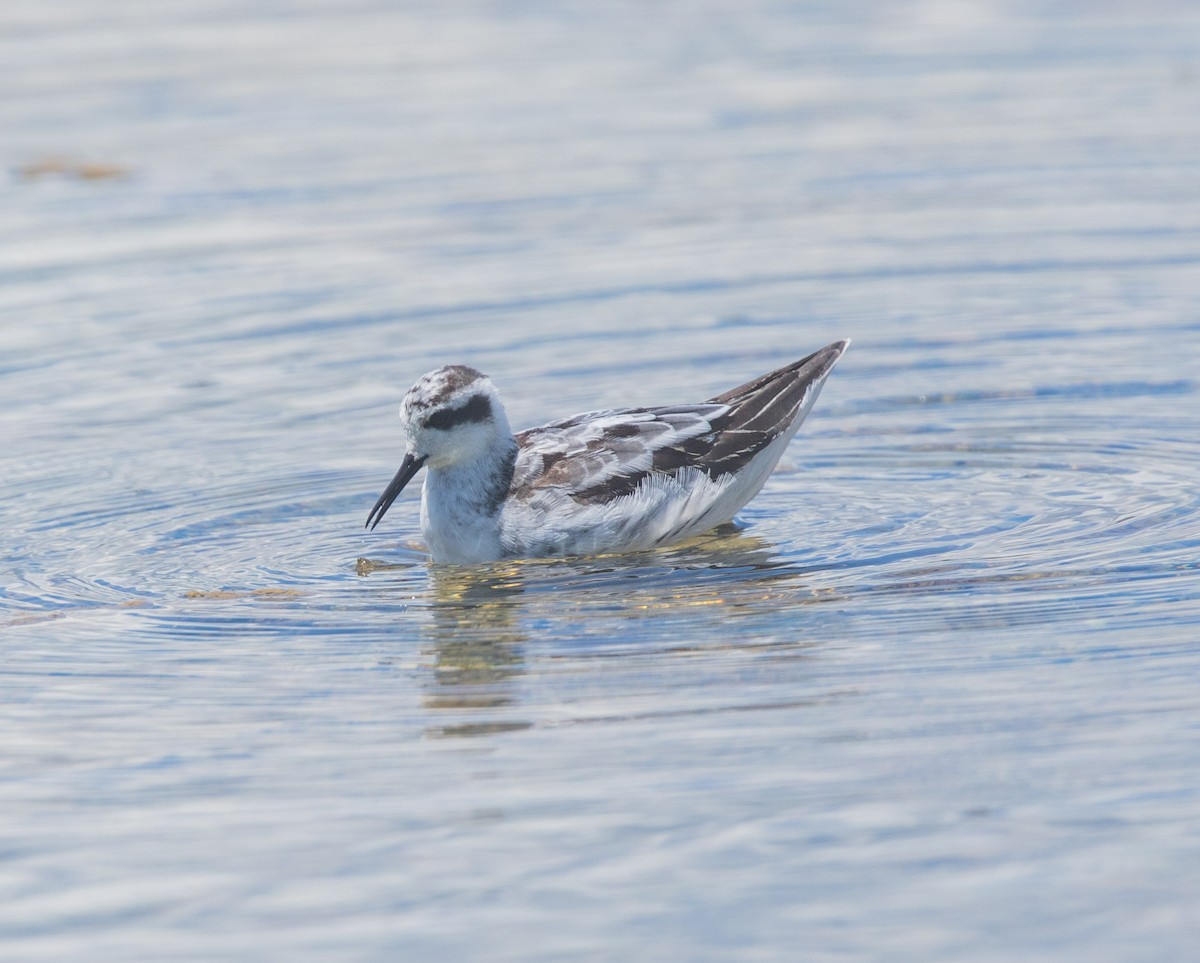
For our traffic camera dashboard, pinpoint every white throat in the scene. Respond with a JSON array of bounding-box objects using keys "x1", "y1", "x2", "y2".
[{"x1": 420, "y1": 435, "x2": 518, "y2": 563}]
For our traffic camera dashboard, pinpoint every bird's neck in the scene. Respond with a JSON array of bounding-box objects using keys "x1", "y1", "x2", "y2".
[
  {"x1": 431, "y1": 436, "x2": 518, "y2": 515},
  {"x1": 421, "y1": 436, "x2": 518, "y2": 563}
]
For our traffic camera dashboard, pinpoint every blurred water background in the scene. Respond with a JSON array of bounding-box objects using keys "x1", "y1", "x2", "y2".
[{"x1": 3, "y1": 1, "x2": 1200, "y2": 960}]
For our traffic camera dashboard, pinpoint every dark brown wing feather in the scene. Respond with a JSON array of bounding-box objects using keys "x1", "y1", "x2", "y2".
[{"x1": 513, "y1": 341, "x2": 847, "y2": 505}]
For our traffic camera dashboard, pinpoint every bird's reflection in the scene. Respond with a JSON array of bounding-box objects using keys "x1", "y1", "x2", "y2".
[
  {"x1": 421, "y1": 563, "x2": 531, "y2": 737},
  {"x1": 360, "y1": 523, "x2": 830, "y2": 739}
]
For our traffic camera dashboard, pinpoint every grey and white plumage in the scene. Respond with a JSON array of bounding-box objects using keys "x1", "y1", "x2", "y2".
[{"x1": 366, "y1": 339, "x2": 849, "y2": 563}]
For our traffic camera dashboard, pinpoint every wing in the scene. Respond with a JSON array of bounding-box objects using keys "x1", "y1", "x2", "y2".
[
  {"x1": 512, "y1": 341, "x2": 848, "y2": 508},
  {"x1": 512, "y1": 404, "x2": 733, "y2": 504},
  {"x1": 694, "y1": 341, "x2": 848, "y2": 476}
]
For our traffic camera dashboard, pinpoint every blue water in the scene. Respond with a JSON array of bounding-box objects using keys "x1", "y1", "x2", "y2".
[{"x1": 3, "y1": 2, "x2": 1200, "y2": 960}]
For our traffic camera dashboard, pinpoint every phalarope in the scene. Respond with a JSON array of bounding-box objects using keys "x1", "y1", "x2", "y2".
[{"x1": 366, "y1": 339, "x2": 848, "y2": 563}]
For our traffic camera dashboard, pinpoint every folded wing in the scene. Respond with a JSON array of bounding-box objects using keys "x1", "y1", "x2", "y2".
[{"x1": 512, "y1": 340, "x2": 847, "y2": 507}]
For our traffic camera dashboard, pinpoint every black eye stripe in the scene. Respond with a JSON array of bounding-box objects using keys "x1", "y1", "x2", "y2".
[{"x1": 426, "y1": 393, "x2": 493, "y2": 430}]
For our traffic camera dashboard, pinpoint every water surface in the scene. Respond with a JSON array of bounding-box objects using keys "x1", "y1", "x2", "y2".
[{"x1": 3, "y1": 2, "x2": 1200, "y2": 960}]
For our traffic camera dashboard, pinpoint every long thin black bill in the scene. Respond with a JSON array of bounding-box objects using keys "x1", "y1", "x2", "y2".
[{"x1": 365, "y1": 452, "x2": 428, "y2": 531}]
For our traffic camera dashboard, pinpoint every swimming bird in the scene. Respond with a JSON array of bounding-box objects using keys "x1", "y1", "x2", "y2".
[{"x1": 366, "y1": 339, "x2": 848, "y2": 563}]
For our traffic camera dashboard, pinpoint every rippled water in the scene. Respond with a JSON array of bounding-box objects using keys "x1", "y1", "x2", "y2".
[{"x1": 4, "y1": 1, "x2": 1200, "y2": 960}]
